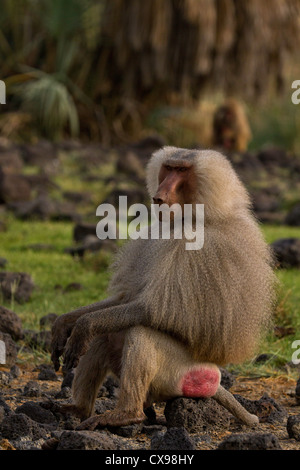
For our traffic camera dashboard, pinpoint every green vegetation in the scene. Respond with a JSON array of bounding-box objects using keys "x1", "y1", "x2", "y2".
[{"x1": 0, "y1": 216, "x2": 112, "y2": 330}]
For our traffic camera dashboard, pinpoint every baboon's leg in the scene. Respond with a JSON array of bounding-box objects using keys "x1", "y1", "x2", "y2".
[
  {"x1": 71, "y1": 335, "x2": 111, "y2": 419},
  {"x1": 77, "y1": 326, "x2": 160, "y2": 429}
]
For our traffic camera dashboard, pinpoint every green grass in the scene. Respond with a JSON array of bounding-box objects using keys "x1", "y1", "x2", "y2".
[
  {"x1": 0, "y1": 215, "x2": 300, "y2": 376},
  {"x1": 0, "y1": 216, "x2": 112, "y2": 330}
]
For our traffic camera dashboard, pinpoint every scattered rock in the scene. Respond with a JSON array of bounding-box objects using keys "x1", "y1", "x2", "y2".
[
  {"x1": 142, "y1": 424, "x2": 167, "y2": 436},
  {"x1": 63, "y1": 191, "x2": 91, "y2": 205},
  {"x1": 23, "y1": 381, "x2": 41, "y2": 398},
  {"x1": 56, "y1": 430, "x2": 126, "y2": 450},
  {"x1": 257, "y1": 147, "x2": 289, "y2": 168},
  {"x1": 37, "y1": 366, "x2": 58, "y2": 381},
  {"x1": 63, "y1": 282, "x2": 83, "y2": 293},
  {"x1": 0, "y1": 370, "x2": 12, "y2": 386},
  {"x1": 0, "y1": 413, "x2": 47, "y2": 441},
  {"x1": 27, "y1": 243, "x2": 56, "y2": 251},
  {"x1": 234, "y1": 393, "x2": 287, "y2": 424},
  {"x1": 217, "y1": 432, "x2": 282, "y2": 450},
  {"x1": 8, "y1": 195, "x2": 80, "y2": 222},
  {"x1": 296, "y1": 377, "x2": 300, "y2": 405},
  {"x1": 273, "y1": 326, "x2": 295, "y2": 338},
  {"x1": 109, "y1": 423, "x2": 143, "y2": 438},
  {"x1": 0, "y1": 149, "x2": 24, "y2": 174},
  {"x1": 270, "y1": 238, "x2": 300, "y2": 269},
  {"x1": 0, "y1": 306, "x2": 23, "y2": 340},
  {"x1": 15, "y1": 402, "x2": 57, "y2": 425},
  {"x1": 55, "y1": 387, "x2": 72, "y2": 399},
  {"x1": 251, "y1": 191, "x2": 280, "y2": 214},
  {"x1": 98, "y1": 376, "x2": 119, "y2": 399},
  {"x1": 40, "y1": 313, "x2": 58, "y2": 330},
  {"x1": 151, "y1": 427, "x2": 196, "y2": 451},
  {"x1": 0, "y1": 257, "x2": 7, "y2": 268},
  {"x1": 104, "y1": 187, "x2": 148, "y2": 207},
  {"x1": 116, "y1": 150, "x2": 146, "y2": 181},
  {"x1": 220, "y1": 368, "x2": 235, "y2": 390},
  {"x1": 285, "y1": 204, "x2": 300, "y2": 227},
  {"x1": 164, "y1": 397, "x2": 230, "y2": 433},
  {"x1": 61, "y1": 369, "x2": 75, "y2": 389},
  {"x1": 287, "y1": 415, "x2": 300, "y2": 441},
  {"x1": 0, "y1": 332, "x2": 18, "y2": 367},
  {"x1": 0, "y1": 398, "x2": 12, "y2": 417},
  {"x1": 19, "y1": 140, "x2": 58, "y2": 170},
  {"x1": 254, "y1": 353, "x2": 277, "y2": 364},
  {"x1": 73, "y1": 223, "x2": 97, "y2": 243},
  {"x1": 0, "y1": 171, "x2": 31, "y2": 204},
  {"x1": 94, "y1": 398, "x2": 116, "y2": 416},
  {"x1": 9, "y1": 365, "x2": 22, "y2": 379},
  {"x1": 0, "y1": 272, "x2": 35, "y2": 303}
]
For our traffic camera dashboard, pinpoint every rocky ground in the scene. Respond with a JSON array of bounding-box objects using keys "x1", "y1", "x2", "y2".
[{"x1": 0, "y1": 360, "x2": 300, "y2": 451}]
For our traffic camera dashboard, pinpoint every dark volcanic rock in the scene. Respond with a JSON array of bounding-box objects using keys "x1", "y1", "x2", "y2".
[
  {"x1": 56, "y1": 430, "x2": 126, "y2": 450},
  {"x1": 0, "y1": 332, "x2": 18, "y2": 367},
  {"x1": 0, "y1": 149, "x2": 24, "y2": 173},
  {"x1": 23, "y1": 381, "x2": 42, "y2": 398},
  {"x1": 285, "y1": 204, "x2": 300, "y2": 227},
  {"x1": 220, "y1": 368, "x2": 235, "y2": 390},
  {"x1": 0, "y1": 272, "x2": 35, "y2": 303},
  {"x1": 109, "y1": 423, "x2": 143, "y2": 438},
  {"x1": 151, "y1": 427, "x2": 196, "y2": 451},
  {"x1": 19, "y1": 140, "x2": 58, "y2": 169},
  {"x1": 287, "y1": 415, "x2": 300, "y2": 441},
  {"x1": 234, "y1": 393, "x2": 286, "y2": 424},
  {"x1": 164, "y1": 397, "x2": 230, "y2": 433},
  {"x1": 0, "y1": 257, "x2": 7, "y2": 268},
  {"x1": 0, "y1": 306, "x2": 23, "y2": 340},
  {"x1": 39, "y1": 313, "x2": 58, "y2": 330},
  {"x1": 296, "y1": 377, "x2": 300, "y2": 405},
  {"x1": 0, "y1": 413, "x2": 47, "y2": 441},
  {"x1": 217, "y1": 432, "x2": 282, "y2": 450},
  {"x1": 270, "y1": 238, "x2": 300, "y2": 268},
  {"x1": 15, "y1": 401, "x2": 57, "y2": 425},
  {"x1": 73, "y1": 222, "x2": 97, "y2": 243},
  {"x1": 0, "y1": 171, "x2": 31, "y2": 203},
  {"x1": 37, "y1": 365, "x2": 58, "y2": 381},
  {"x1": 61, "y1": 369, "x2": 75, "y2": 389}
]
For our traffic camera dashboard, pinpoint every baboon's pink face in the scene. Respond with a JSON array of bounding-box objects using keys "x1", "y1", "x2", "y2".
[{"x1": 153, "y1": 160, "x2": 197, "y2": 212}]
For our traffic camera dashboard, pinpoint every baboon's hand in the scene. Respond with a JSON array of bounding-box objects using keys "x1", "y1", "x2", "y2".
[
  {"x1": 63, "y1": 322, "x2": 90, "y2": 371},
  {"x1": 51, "y1": 314, "x2": 75, "y2": 371}
]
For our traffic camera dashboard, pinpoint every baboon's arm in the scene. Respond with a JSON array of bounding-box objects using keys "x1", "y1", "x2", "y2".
[
  {"x1": 63, "y1": 301, "x2": 146, "y2": 370},
  {"x1": 51, "y1": 296, "x2": 121, "y2": 371}
]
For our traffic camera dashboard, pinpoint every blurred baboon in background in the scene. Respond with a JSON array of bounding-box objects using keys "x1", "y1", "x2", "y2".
[
  {"x1": 212, "y1": 99, "x2": 252, "y2": 153},
  {"x1": 51, "y1": 147, "x2": 275, "y2": 429}
]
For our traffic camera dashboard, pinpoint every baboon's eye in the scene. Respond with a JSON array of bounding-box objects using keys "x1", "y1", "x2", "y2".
[
  {"x1": 165, "y1": 165, "x2": 172, "y2": 171},
  {"x1": 178, "y1": 167, "x2": 188, "y2": 172}
]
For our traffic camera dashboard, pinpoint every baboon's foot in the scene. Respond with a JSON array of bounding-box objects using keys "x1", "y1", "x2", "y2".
[
  {"x1": 57, "y1": 404, "x2": 88, "y2": 420},
  {"x1": 180, "y1": 364, "x2": 220, "y2": 398},
  {"x1": 76, "y1": 410, "x2": 146, "y2": 430}
]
